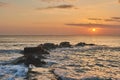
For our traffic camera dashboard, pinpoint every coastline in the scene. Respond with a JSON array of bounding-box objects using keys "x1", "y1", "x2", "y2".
[{"x1": 0, "y1": 38, "x2": 120, "y2": 80}]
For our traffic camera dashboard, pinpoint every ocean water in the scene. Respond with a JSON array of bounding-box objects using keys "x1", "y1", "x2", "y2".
[{"x1": 0, "y1": 35, "x2": 120, "y2": 80}]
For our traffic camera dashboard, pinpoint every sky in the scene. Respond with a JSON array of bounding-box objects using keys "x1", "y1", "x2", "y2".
[{"x1": 0, "y1": 0, "x2": 120, "y2": 35}]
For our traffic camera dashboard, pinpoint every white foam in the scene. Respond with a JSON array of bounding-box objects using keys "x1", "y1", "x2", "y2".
[{"x1": 0, "y1": 64, "x2": 28, "y2": 80}]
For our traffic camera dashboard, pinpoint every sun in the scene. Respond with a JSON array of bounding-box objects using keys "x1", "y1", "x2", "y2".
[{"x1": 92, "y1": 28, "x2": 96, "y2": 32}]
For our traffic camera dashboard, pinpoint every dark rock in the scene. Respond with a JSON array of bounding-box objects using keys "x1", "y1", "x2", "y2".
[
  {"x1": 23, "y1": 46, "x2": 49, "y2": 66},
  {"x1": 75, "y1": 42, "x2": 95, "y2": 47},
  {"x1": 75, "y1": 42, "x2": 86, "y2": 47},
  {"x1": 59, "y1": 42, "x2": 72, "y2": 48},
  {"x1": 58, "y1": 76, "x2": 76, "y2": 80},
  {"x1": 86, "y1": 43, "x2": 96, "y2": 46},
  {"x1": 39, "y1": 43, "x2": 58, "y2": 50},
  {"x1": 23, "y1": 46, "x2": 49, "y2": 56},
  {"x1": 12, "y1": 46, "x2": 49, "y2": 67},
  {"x1": 81, "y1": 77, "x2": 112, "y2": 80},
  {"x1": 81, "y1": 77, "x2": 102, "y2": 80},
  {"x1": 24, "y1": 55, "x2": 46, "y2": 67},
  {"x1": 11, "y1": 56, "x2": 25, "y2": 65}
]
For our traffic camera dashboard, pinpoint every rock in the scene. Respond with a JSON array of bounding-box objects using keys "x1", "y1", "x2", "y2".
[
  {"x1": 7, "y1": 77, "x2": 15, "y2": 80},
  {"x1": 28, "y1": 68, "x2": 57, "y2": 80},
  {"x1": 23, "y1": 47, "x2": 49, "y2": 66},
  {"x1": 81, "y1": 77, "x2": 111, "y2": 80},
  {"x1": 12, "y1": 46, "x2": 49, "y2": 67},
  {"x1": 59, "y1": 42, "x2": 72, "y2": 48},
  {"x1": 86, "y1": 43, "x2": 96, "y2": 46},
  {"x1": 23, "y1": 46, "x2": 49, "y2": 55},
  {"x1": 75, "y1": 42, "x2": 95, "y2": 47},
  {"x1": 24, "y1": 55, "x2": 46, "y2": 67},
  {"x1": 53, "y1": 69, "x2": 76, "y2": 80},
  {"x1": 11, "y1": 56, "x2": 25, "y2": 65},
  {"x1": 39, "y1": 43, "x2": 58, "y2": 50},
  {"x1": 75, "y1": 42, "x2": 86, "y2": 47}
]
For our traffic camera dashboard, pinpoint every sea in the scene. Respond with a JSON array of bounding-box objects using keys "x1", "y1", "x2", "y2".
[{"x1": 0, "y1": 35, "x2": 120, "y2": 80}]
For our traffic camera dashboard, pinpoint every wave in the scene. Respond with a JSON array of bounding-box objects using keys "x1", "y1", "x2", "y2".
[
  {"x1": 0, "y1": 49, "x2": 22, "y2": 54},
  {"x1": 0, "y1": 64, "x2": 28, "y2": 80},
  {"x1": 51, "y1": 45, "x2": 120, "y2": 53}
]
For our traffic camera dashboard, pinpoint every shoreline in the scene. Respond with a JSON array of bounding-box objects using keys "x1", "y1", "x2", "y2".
[{"x1": 0, "y1": 42, "x2": 120, "y2": 80}]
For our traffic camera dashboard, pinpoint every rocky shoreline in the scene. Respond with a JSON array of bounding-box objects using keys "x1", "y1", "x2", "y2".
[
  {"x1": 9, "y1": 42, "x2": 96, "y2": 80},
  {"x1": 6, "y1": 42, "x2": 119, "y2": 80},
  {"x1": 12, "y1": 42, "x2": 96, "y2": 67}
]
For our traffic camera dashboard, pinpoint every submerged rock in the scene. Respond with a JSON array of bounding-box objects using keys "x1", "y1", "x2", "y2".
[
  {"x1": 59, "y1": 42, "x2": 72, "y2": 48},
  {"x1": 81, "y1": 77, "x2": 112, "y2": 80},
  {"x1": 53, "y1": 69, "x2": 76, "y2": 80}
]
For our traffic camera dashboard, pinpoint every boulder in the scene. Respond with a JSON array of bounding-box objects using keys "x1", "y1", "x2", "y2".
[
  {"x1": 13, "y1": 46, "x2": 49, "y2": 67},
  {"x1": 59, "y1": 42, "x2": 72, "y2": 48},
  {"x1": 39, "y1": 43, "x2": 58, "y2": 50},
  {"x1": 24, "y1": 55, "x2": 46, "y2": 67},
  {"x1": 23, "y1": 46, "x2": 49, "y2": 56},
  {"x1": 75, "y1": 42, "x2": 86, "y2": 47}
]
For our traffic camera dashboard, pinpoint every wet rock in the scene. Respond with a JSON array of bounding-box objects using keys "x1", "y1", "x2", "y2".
[
  {"x1": 53, "y1": 69, "x2": 76, "y2": 80},
  {"x1": 58, "y1": 76, "x2": 76, "y2": 80},
  {"x1": 75, "y1": 42, "x2": 86, "y2": 47},
  {"x1": 39, "y1": 43, "x2": 58, "y2": 50},
  {"x1": 95, "y1": 63, "x2": 104, "y2": 67},
  {"x1": 7, "y1": 77, "x2": 15, "y2": 80},
  {"x1": 23, "y1": 46, "x2": 49, "y2": 56},
  {"x1": 86, "y1": 43, "x2": 96, "y2": 46},
  {"x1": 28, "y1": 68, "x2": 57, "y2": 80},
  {"x1": 11, "y1": 56, "x2": 25, "y2": 65},
  {"x1": 12, "y1": 46, "x2": 49, "y2": 67},
  {"x1": 23, "y1": 46, "x2": 49, "y2": 66},
  {"x1": 81, "y1": 77, "x2": 112, "y2": 80},
  {"x1": 75, "y1": 42, "x2": 95, "y2": 47},
  {"x1": 59, "y1": 42, "x2": 72, "y2": 48}
]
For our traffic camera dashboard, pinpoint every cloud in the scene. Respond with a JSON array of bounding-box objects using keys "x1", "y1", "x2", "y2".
[
  {"x1": 88, "y1": 17, "x2": 120, "y2": 22},
  {"x1": 111, "y1": 17, "x2": 120, "y2": 20},
  {"x1": 39, "y1": 0, "x2": 77, "y2": 2},
  {"x1": 0, "y1": 2, "x2": 7, "y2": 7},
  {"x1": 104, "y1": 19, "x2": 120, "y2": 22},
  {"x1": 104, "y1": 19, "x2": 115, "y2": 21},
  {"x1": 88, "y1": 18, "x2": 102, "y2": 20},
  {"x1": 37, "y1": 4, "x2": 75, "y2": 10},
  {"x1": 119, "y1": 0, "x2": 120, "y2": 3},
  {"x1": 66, "y1": 23, "x2": 120, "y2": 28}
]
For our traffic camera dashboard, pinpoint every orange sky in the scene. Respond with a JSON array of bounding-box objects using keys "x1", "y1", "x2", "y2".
[{"x1": 0, "y1": 0, "x2": 120, "y2": 35}]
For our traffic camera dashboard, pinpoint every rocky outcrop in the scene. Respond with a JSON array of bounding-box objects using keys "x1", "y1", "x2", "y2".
[
  {"x1": 75, "y1": 42, "x2": 95, "y2": 47},
  {"x1": 75, "y1": 42, "x2": 86, "y2": 47},
  {"x1": 11, "y1": 42, "x2": 96, "y2": 67},
  {"x1": 59, "y1": 42, "x2": 72, "y2": 48},
  {"x1": 12, "y1": 46, "x2": 49, "y2": 67},
  {"x1": 38, "y1": 43, "x2": 58, "y2": 50},
  {"x1": 86, "y1": 43, "x2": 96, "y2": 46}
]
